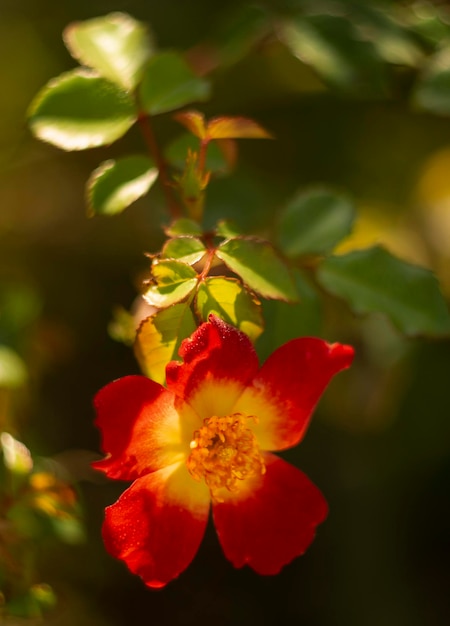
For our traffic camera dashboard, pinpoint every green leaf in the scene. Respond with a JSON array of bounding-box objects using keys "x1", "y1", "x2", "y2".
[
  {"x1": 216, "y1": 220, "x2": 244, "y2": 238},
  {"x1": 164, "y1": 218, "x2": 203, "y2": 237},
  {"x1": 143, "y1": 259, "x2": 197, "y2": 307},
  {"x1": 63, "y1": 13, "x2": 153, "y2": 91},
  {"x1": 161, "y1": 237, "x2": 206, "y2": 265},
  {"x1": 28, "y1": 68, "x2": 137, "y2": 150},
  {"x1": 412, "y1": 47, "x2": 450, "y2": 115},
  {"x1": 317, "y1": 246, "x2": 450, "y2": 337},
  {"x1": 216, "y1": 237, "x2": 298, "y2": 302},
  {"x1": 277, "y1": 187, "x2": 355, "y2": 257},
  {"x1": 214, "y1": 4, "x2": 270, "y2": 66},
  {"x1": 139, "y1": 51, "x2": 210, "y2": 115},
  {"x1": 281, "y1": 14, "x2": 387, "y2": 96},
  {"x1": 87, "y1": 155, "x2": 158, "y2": 216},
  {"x1": 0, "y1": 346, "x2": 27, "y2": 388},
  {"x1": 196, "y1": 277, "x2": 263, "y2": 341},
  {"x1": 134, "y1": 303, "x2": 196, "y2": 384},
  {"x1": 257, "y1": 269, "x2": 323, "y2": 361}
]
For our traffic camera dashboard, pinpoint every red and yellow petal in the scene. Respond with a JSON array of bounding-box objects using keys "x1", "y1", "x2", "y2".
[
  {"x1": 212, "y1": 453, "x2": 328, "y2": 575},
  {"x1": 233, "y1": 338, "x2": 354, "y2": 451},
  {"x1": 93, "y1": 376, "x2": 198, "y2": 480},
  {"x1": 166, "y1": 315, "x2": 259, "y2": 420},
  {"x1": 102, "y1": 462, "x2": 210, "y2": 588}
]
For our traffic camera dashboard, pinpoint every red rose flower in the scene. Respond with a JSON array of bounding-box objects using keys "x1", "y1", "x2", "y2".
[{"x1": 93, "y1": 315, "x2": 354, "y2": 588}]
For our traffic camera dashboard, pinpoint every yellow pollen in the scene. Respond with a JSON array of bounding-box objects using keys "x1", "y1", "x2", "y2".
[{"x1": 186, "y1": 413, "x2": 265, "y2": 501}]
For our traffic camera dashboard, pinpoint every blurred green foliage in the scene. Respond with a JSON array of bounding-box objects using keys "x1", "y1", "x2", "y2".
[{"x1": 1, "y1": 0, "x2": 450, "y2": 624}]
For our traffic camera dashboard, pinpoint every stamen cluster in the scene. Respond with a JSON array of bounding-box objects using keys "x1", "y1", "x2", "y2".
[{"x1": 187, "y1": 413, "x2": 265, "y2": 501}]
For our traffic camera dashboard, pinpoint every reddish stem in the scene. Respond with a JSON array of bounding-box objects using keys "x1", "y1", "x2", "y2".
[
  {"x1": 137, "y1": 111, "x2": 182, "y2": 219},
  {"x1": 198, "y1": 138, "x2": 209, "y2": 176}
]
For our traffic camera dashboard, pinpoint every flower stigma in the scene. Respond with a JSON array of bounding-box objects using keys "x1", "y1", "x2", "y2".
[{"x1": 186, "y1": 413, "x2": 265, "y2": 501}]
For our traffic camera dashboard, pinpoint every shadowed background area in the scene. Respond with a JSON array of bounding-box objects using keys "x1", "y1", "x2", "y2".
[{"x1": 1, "y1": 1, "x2": 450, "y2": 624}]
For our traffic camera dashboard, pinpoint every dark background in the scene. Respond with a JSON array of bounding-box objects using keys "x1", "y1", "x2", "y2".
[{"x1": 1, "y1": 1, "x2": 450, "y2": 624}]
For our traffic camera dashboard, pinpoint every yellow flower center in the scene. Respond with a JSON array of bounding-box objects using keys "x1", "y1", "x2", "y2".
[{"x1": 186, "y1": 413, "x2": 265, "y2": 501}]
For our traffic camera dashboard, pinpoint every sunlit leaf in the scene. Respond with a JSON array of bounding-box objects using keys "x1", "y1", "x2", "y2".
[
  {"x1": 216, "y1": 237, "x2": 298, "y2": 301},
  {"x1": 173, "y1": 110, "x2": 206, "y2": 138},
  {"x1": 164, "y1": 218, "x2": 203, "y2": 237},
  {"x1": 317, "y1": 246, "x2": 450, "y2": 336},
  {"x1": 413, "y1": 47, "x2": 450, "y2": 115},
  {"x1": 139, "y1": 51, "x2": 210, "y2": 115},
  {"x1": 161, "y1": 237, "x2": 206, "y2": 265},
  {"x1": 63, "y1": 12, "x2": 154, "y2": 91},
  {"x1": 207, "y1": 116, "x2": 272, "y2": 140},
  {"x1": 196, "y1": 277, "x2": 263, "y2": 341},
  {"x1": 0, "y1": 346, "x2": 27, "y2": 388},
  {"x1": 28, "y1": 68, "x2": 136, "y2": 150},
  {"x1": 134, "y1": 304, "x2": 196, "y2": 384},
  {"x1": 143, "y1": 259, "x2": 197, "y2": 307},
  {"x1": 87, "y1": 155, "x2": 158, "y2": 216},
  {"x1": 1, "y1": 433, "x2": 33, "y2": 474},
  {"x1": 277, "y1": 187, "x2": 356, "y2": 257}
]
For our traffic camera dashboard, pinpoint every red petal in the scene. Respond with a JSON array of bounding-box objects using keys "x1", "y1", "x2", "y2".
[
  {"x1": 103, "y1": 463, "x2": 210, "y2": 588},
  {"x1": 93, "y1": 375, "x2": 196, "y2": 480},
  {"x1": 166, "y1": 315, "x2": 259, "y2": 420},
  {"x1": 233, "y1": 338, "x2": 354, "y2": 451},
  {"x1": 213, "y1": 453, "x2": 328, "y2": 575}
]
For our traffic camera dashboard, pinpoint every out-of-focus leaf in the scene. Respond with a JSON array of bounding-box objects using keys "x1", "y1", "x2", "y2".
[
  {"x1": 216, "y1": 238, "x2": 298, "y2": 301},
  {"x1": 216, "y1": 220, "x2": 243, "y2": 238},
  {"x1": 143, "y1": 259, "x2": 197, "y2": 307},
  {"x1": 257, "y1": 269, "x2": 323, "y2": 361},
  {"x1": 196, "y1": 277, "x2": 263, "y2": 341},
  {"x1": 214, "y1": 4, "x2": 270, "y2": 66},
  {"x1": 1, "y1": 432, "x2": 33, "y2": 474},
  {"x1": 173, "y1": 110, "x2": 206, "y2": 138},
  {"x1": 87, "y1": 155, "x2": 158, "y2": 216},
  {"x1": 63, "y1": 12, "x2": 154, "y2": 91},
  {"x1": 175, "y1": 110, "x2": 272, "y2": 140},
  {"x1": 337, "y1": 1, "x2": 423, "y2": 67},
  {"x1": 281, "y1": 13, "x2": 387, "y2": 96},
  {"x1": 161, "y1": 237, "x2": 206, "y2": 265},
  {"x1": 413, "y1": 47, "x2": 450, "y2": 115},
  {"x1": 0, "y1": 346, "x2": 27, "y2": 388},
  {"x1": 406, "y1": 1, "x2": 450, "y2": 47},
  {"x1": 139, "y1": 51, "x2": 210, "y2": 115},
  {"x1": 28, "y1": 68, "x2": 136, "y2": 150},
  {"x1": 165, "y1": 218, "x2": 203, "y2": 237},
  {"x1": 207, "y1": 116, "x2": 272, "y2": 140},
  {"x1": 134, "y1": 304, "x2": 196, "y2": 384},
  {"x1": 165, "y1": 132, "x2": 233, "y2": 173},
  {"x1": 0, "y1": 284, "x2": 41, "y2": 339},
  {"x1": 278, "y1": 187, "x2": 356, "y2": 257},
  {"x1": 108, "y1": 306, "x2": 136, "y2": 345},
  {"x1": 317, "y1": 246, "x2": 450, "y2": 336}
]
